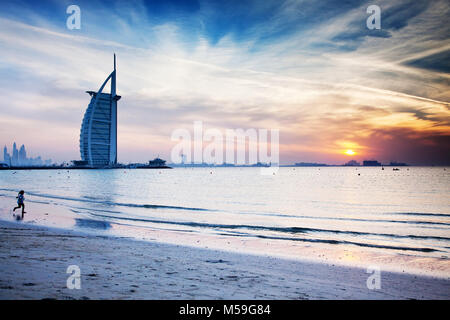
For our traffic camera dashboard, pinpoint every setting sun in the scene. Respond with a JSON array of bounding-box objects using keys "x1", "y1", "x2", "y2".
[{"x1": 344, "y1": 149, "x2": 356, "y2": 156}]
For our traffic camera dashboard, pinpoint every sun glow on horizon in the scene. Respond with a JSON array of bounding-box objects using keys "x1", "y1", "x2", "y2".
[{"x1": 344, "y1": 149, "x2": 356, "y2": 156}]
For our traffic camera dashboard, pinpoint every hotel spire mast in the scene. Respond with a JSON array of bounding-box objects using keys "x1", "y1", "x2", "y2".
[{"x1": 110, "y1": 53, "x2": 117, "y2": 164}]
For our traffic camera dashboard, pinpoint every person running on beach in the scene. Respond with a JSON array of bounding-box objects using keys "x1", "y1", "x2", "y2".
[{"x1": 13, "y1": 190, "x2": 26, "y2": 219}]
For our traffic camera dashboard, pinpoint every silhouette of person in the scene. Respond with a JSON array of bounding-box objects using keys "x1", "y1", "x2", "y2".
[{"x1": 13, "y1": 190, "x2": 26, "y2": 219}]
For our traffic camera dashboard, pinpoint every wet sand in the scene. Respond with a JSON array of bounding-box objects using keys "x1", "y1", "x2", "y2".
[{"x1": 0, "y1": 220, "x2": 449, "y2": 299}]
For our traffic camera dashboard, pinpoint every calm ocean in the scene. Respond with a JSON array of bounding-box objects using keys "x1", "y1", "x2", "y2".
[{"x1": 1, "y1": 167, "x2": 449, "y2": 275}]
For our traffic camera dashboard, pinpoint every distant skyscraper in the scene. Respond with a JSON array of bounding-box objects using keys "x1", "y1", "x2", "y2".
[
  {"x1": 12, "y1": 142, "x2": 18, "y2": 166},
  {"x1": 80, "y1": 54, "x2": 121, "y2": 166},
  {"x1": 3, "y1": 146, "x2": 10, "y2": 164},
  {"x1": 19, "y1": 144, "x2": 26, "y2": 165}
]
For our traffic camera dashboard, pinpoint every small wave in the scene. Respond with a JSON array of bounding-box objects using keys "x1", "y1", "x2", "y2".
[
  {"x1": 238, "y1": 211, "x2": 450, "y2": 228},
  {"x1": 299, "y1": 215, "x2": 450, "y2": 227},
  {"x1": 0, "y1": 193, "x2": 50, "y2": 204},
  {"x1": 251, "y1": 235, "x2": 438, "y2": 252},
  {"x1": 0, "y1": 189, "x2": 210, "y2": 212},
  {"x1": 387, "y1": 212, "x2": 450, "y2": 218}
]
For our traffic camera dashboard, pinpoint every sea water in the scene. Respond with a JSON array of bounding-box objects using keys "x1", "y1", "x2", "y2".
[{"x1": 0, "y1": 167, "x2": 449, "y2": 276}]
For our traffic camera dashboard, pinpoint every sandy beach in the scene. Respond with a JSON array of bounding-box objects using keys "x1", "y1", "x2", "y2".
[{"x1": 0, "y1": 219, "x2": 448, "y2": 300}]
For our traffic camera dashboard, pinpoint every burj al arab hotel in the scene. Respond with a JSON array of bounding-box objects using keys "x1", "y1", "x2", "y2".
[{"x1": 79, "y1": 54, "x2": 121, "y2": 167}]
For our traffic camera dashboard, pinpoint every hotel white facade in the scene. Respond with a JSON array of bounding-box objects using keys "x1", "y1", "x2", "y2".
[{"x1": 80, "y1": 55, "x2": 121, "y2": 166}]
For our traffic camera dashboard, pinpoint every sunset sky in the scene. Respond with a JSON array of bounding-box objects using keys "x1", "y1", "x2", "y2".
[{"x1": 0, "y1": 0, "x2": 449, "y2": 165}]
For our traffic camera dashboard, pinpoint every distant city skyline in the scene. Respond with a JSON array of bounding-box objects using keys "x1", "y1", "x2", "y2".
[
  {"x1": 2, "y1": 143, "x2": 52, "y2": 167},
  {"x1": 0, "y1": 0, "x2": 449, "y2": 165},
  {"x1": 0, "y1": 140, "x2": 413, "y2": 167}
]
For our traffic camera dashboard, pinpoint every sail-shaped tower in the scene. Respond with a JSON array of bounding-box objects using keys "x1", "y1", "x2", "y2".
[{"x1": 80, "y1": 54, "x2": 121, "y2": 166}]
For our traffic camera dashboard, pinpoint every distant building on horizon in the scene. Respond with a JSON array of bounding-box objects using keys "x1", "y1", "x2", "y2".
[
  {"x1": 363, "y1": 160, "x2": 382, "y2": 166},
  {"x1": 79, "y1": 54, "x2": 121, "y2": 167},
  {"x1": 344, "y1": 160, "x2": 360, "y2": 166},
  {"x1": 389, "y1": 161, "x2": 408, "y2": 166},
  {"x1": 148, "y1": 157, "x2": 166, "y2": 167},
  {"x1": 295, "y1": 162, "x2": 327, "y2": 167},
  {"x1": 12, "y1": 142, "x2": 18, "y2": 165},
  {"x1": 19, "y1": 144, "x2": 26, "y2": 164},
  {"x1": 3, "y1": 145, "x2": 10, "y2": 165}
]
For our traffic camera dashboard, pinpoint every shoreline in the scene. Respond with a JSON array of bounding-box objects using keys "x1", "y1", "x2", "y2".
[
  {"x1": 1, "y1": 166, "x2": 449, "y2": 170},
  {"x1": 0, "y1": 166, "x2": 172, "y2": 170},
  {"x1": 0, "y1": 219, "x2": 449, "y2": 299}
]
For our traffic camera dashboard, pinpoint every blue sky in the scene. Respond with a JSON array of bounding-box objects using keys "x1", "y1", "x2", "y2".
[{"x1": 0, "y1": 0, "x2": 449, "y2": 164}]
